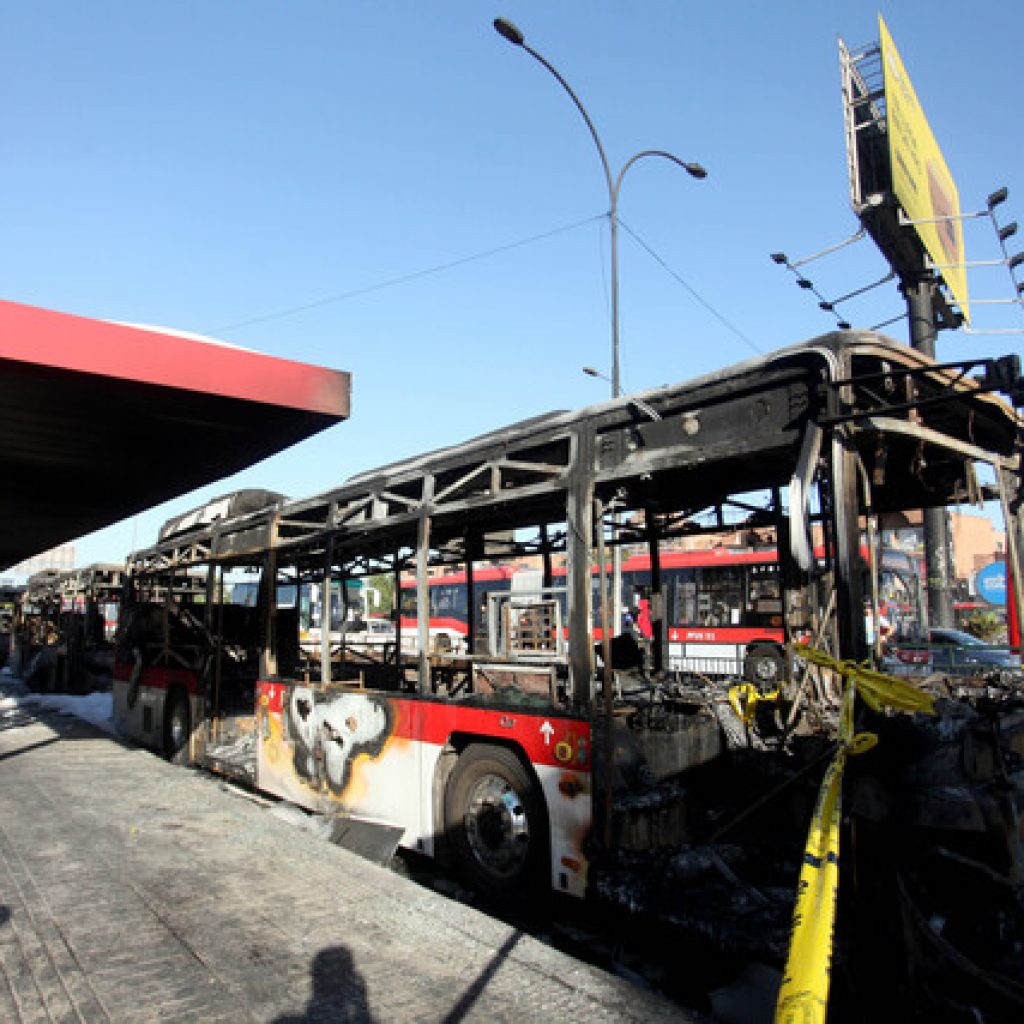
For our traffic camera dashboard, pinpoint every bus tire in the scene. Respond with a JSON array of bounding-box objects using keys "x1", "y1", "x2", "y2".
[
  {"x1": 444, "y1": 744, "x2": 547, "y2": 899},
  {"x1": 163, "y1": 688, "x2": 191, "y2": 764},
  {"x1": 744, "y1": 645, "x2": 785, "y2": 691}
]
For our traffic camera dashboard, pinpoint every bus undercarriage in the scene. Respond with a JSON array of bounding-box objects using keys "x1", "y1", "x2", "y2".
[{"x1": 113, "y1": 331, "x2": 1024, "y2": 1017}]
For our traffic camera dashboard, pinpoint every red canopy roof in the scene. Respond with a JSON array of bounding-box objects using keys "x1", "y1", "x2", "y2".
[{"x1": 0, "y1": 298, "x2": 350, "y2": 569}]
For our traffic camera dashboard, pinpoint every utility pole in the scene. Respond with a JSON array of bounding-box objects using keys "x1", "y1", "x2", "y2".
[{"x1": 904, "y1": 275, "x2": 955, "y2": 629}]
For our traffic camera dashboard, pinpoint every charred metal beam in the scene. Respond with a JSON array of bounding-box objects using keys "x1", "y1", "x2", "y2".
[{"x1": 568, "y1": 426, "x2": 594, "y2": 707}]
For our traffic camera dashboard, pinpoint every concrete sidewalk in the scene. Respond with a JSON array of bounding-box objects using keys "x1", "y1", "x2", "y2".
[{"x1": 0, "y1": 681, "x2": 700, "y2": 1023}]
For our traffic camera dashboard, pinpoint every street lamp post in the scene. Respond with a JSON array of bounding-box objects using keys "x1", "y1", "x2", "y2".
[
  {"x1": 493, "y1": 17, "x2": 706, "y2": 400},
  {"x1": 494, "y1": 16, "x2": 706, "y2": 636}
]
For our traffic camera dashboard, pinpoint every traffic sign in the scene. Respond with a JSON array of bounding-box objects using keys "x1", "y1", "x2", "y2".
[{"x1": 977, "y1": 561, "x2": 1007, "y2": 606}]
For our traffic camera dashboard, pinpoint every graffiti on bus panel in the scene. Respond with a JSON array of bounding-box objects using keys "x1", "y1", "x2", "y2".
[{"x1": 285, "y1": 686, "x2": 393, "y2": 794}]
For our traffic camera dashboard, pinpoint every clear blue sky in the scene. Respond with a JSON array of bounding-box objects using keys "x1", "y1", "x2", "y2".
[{"x1": 2, "y1": 1, "x2": 1021, "y2": 568}]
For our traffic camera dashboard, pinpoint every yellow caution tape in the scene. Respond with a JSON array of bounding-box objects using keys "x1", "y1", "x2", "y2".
[
  {"x1": 774, "y1": 648, "x2": 934, "y2": 1024},
  {"x1": 727, "y1": 682, "x2": 781, "y2": 726},
  {"x1": 796, "y1": 645, "x2": 936, "y2": 718}
]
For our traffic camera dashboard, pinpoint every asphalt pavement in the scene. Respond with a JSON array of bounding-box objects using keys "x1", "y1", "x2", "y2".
[{"x1": 0, "y1": 678, "x2": 700, "y2": 1023}]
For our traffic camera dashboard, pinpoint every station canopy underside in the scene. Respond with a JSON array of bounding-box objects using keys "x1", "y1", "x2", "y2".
[{"x1": 0, "y1": 298, "x2": 350, "y2": 570}]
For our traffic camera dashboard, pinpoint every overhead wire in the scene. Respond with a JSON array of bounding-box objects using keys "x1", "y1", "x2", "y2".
[
  {"x1": 205, "y1": 210, "x2": 762, "y2": 361},
  {"x1": 617, "y1": 218, "x2": 762, "y2": 355},
  {"x1": 206, "y1": 214, "x2": 605, "y2": 335}
]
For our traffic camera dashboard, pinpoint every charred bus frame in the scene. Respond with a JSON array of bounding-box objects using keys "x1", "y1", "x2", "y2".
[
  {"x1": 113, "y1": 331, "x2": 1022, "y2": 900},
  {"x1": 12, "y1": 563, "x2": 123, "y2": 692}
]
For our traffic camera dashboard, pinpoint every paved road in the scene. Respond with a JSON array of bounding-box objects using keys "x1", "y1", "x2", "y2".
[{"x1": 0, "y1": 681, "x2": 701, "y2": 1023}]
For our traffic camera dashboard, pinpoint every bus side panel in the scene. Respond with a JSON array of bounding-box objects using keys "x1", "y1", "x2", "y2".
[
  {"x1": 668, "y1": 641, "x2": 743, "y2": 675},
  {"x1": 403, "y1": 701, "x2": 593, "y2": 898},
  {"x1": 255, "y1": 682, "x2": 593, "y2": 896},
  {"x1": 256, "y1": 682, "x2": 425, "y2": 840},
  {"x1": 112, "y1": 677, "x2": 147, "y2": 743},
  {"x1": 111, "y1": 665, "x2": 200, "y2": 750},
  {"x1": 667, "y1": 626, "x2": 784, "y2": 675},
  {"x1": 405, "y1": 704, "x2": 593, "y2": 897},
  {"x1": 536, "y1": 761, "x2": 591, "y2": 898}
]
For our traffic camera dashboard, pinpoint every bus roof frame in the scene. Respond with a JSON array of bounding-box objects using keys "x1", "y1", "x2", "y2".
[
  {"x1": 123, "y1": 329, "x2": 1023, "y2": 696},
  {"x1": 127, "y1": 328, "x2": 1021, "y2": 580}
]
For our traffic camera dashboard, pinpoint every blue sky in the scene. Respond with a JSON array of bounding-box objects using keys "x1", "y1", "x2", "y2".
[{"x1": 2, "y1": 1, "x2": 1021, "y2": 568}]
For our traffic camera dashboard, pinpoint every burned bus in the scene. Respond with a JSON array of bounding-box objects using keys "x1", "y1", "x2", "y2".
[
  {"x1": 0, "y1": 582, "x2": 25, "y2": 668},
  {"x1": 14, "y1": 564, "x2": 124, "y2": 692},
  {"x1": 111, "y1": 331, "x2": 1023, "y2": 1010}
]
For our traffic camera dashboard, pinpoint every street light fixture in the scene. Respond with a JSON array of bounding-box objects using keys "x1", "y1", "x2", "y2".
[
  {"x1": 493, "y1": 16, "x2": 706, "y2": 399},
  {"x1": 495, "y1": 16, "x2": 705, "y2": 641},
  {"x1": 493, "y1": 17, "x2": 524, "y2": 46},
  {"x1": 988, "y1": 187, "x2": 1009, "y2": 211}
]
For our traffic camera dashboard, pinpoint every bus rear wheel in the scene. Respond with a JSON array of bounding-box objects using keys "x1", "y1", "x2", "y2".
[
  {"x1": 744, "y1": 645, "x2": 784, "y2": 691},
  {"x1": 163, "y1": 689, "x2": 191, "y2": 764},
  {"x1": 444, "y1": 744, "x2": 547, "y2": 899}
]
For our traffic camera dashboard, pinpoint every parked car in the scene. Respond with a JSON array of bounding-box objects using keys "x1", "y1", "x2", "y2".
[
  {"x1": 340, "y1": 616, "x2": 396, "y2": 654},
  {"x1": 890, "y1": 627, "x2": 1020, "y2": 676}
]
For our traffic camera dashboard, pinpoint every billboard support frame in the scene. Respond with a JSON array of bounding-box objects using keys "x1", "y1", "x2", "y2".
[
  {"x1": 840, "y1": 16, "x2": 972, "y2": 628},
  {"x1": 838, "y1": 19, "x2": 966, "y2": 332}
]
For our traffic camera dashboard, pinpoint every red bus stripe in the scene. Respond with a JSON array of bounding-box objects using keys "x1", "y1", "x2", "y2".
[
  {"x1": 668, "y1": 627, "x2": 784, "y2": 644},
  {"x1": 113, "y1": 663, "x2": 202, "y2": 694},
  {"x1": 257, "y1": 682, "x2": 593, "y2": 772}
]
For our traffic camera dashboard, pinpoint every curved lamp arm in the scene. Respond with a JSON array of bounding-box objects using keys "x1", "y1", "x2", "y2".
[
  {"x1": 494, "y1": 18, "x2": 614, "y2": 204},
  {"x1": 613, "y1": 149, "x2": 707, "y2": 200}
]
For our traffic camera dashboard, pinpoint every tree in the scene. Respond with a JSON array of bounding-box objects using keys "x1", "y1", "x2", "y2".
[
  {"x1": 963, "y1": 610, "x2": 1004, "y2": 643},
  {"x1": 365, "y1": 573, "x2": 395, "y2": 617}
]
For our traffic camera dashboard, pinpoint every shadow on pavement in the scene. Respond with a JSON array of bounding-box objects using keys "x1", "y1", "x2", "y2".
[
  {"x1": 273, "y1": 946, "x2": 377, "y2": 1024},
  {"x1": 441, "y1": 929, "x2": 523, "y2": 1024},
  {"x1": 0, "y1": 735, "x2": 62, "y2": 761},
  {"x1": 0, "y1": 677, "x2": 135, "y2": 751}
]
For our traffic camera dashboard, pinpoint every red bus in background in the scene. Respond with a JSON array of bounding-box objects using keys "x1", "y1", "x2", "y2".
[
  {"x1": 624, "y1": 548, "x2": 786, "y2": 684},
  {"x1": 398, "y1": 565, "x2": 518, "y2": 653},
  {"x1": 399, "y1": 545, "x2": 923, "y2": 687}
]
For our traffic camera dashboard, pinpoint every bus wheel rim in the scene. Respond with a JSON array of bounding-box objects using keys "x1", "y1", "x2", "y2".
[{"x1": 464, "y1": 774, "x2": 529, "y2": 878}]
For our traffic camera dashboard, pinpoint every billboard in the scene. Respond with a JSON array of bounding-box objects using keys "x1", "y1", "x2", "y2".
[{"x1": 879, "y1": 15, "x2": 970, "y2": 322}]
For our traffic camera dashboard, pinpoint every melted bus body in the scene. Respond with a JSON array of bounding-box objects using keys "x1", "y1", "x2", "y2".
[
  {"x1": 111, "y1": 333, "x2": 1023, "y2": 904},
  {"x1": 14, "y1": 564, "x2": 123, "y2": 692}
]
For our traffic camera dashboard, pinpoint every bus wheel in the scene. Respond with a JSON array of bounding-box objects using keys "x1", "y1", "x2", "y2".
[
  {"x1": 163, "y1": 689, "x2": 191, "y2": 764},
  {"x1": 444, "y1": 744, "x2": 547, "y2": 898},
  {"x1": 744, "y1": 646, "x2": 784, "y2": 691}
]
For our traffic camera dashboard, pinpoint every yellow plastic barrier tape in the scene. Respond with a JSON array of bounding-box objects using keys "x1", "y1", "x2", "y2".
[
  {"x1": 774, "y1": 648, "x2": 934, "y2": 1024},
  {"x1": 727, "y1": 682, "x2": 780, "y2": 726},
  {"x1": 797, "y1": 645, "x2": 936, "y2": 717}
]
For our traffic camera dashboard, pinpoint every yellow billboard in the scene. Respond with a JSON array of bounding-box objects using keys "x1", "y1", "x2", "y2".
[{"x1": 879, "y1": 15, "x2": 970, "y2": 322}]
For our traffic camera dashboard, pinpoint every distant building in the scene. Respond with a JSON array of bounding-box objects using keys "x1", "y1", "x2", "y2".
[
  {"x1": 949, "y1": 511, "x2": 1005, "y2": 589},
  {"x1": 9, "y1": 543, "x2": 76, "y2": 581}
]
